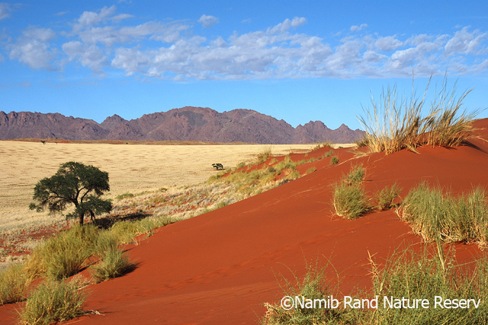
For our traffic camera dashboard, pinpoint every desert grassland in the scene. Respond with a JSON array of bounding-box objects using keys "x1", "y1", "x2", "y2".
[{"x1": 0, "y1": 140, "x2": 319, "y2": 233}]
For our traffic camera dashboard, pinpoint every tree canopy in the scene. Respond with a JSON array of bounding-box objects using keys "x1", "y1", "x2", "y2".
[{"x1": 30, "y1": 161, "x2": 112, "y2": 225}]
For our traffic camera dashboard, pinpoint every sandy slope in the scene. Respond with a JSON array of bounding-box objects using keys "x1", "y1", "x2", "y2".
[{"x1": 1, "y1": 120, "x2": 487, "y2": 324}]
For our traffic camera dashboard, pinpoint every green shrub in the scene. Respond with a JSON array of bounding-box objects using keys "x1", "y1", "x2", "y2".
[
  {"x1": 27, "y1": 225, "x2": 98, "y2": 280},
  {"x1": 92, "y1": 247, "x2": 134, "y2": 283},
  {"x1": 330, "y1": 156, "x2": 339, "y2": 165},
  {"x1": 399, "y1": 183, "x2": 488, "y2": 246},
  {"x1": 262, "y1": 265, "x2": 345, "y2": 324},
  {"x1": 332, "y1": 165, "x2": 369, "y2": 219},
  {"x1": 0, "y1": 263, "x2": 31, "y2": 305},
  {"x1": 20, "y1": 279, "x2": 85, "y2": 325},
  {"x1": 344, "y1": 165, "x2": 365, "y2": 185},
  {"x1": 333, "y1": 183, "x2": 369, "y2": 219},
  {"x1": 368, "y1": 249, "x2": 488, "y2": 324},
  {"x1": 263, "y1": 248, "x2": 488, "y2": 325},
  {"x1": 377, "y1": 183, "x2": 402, "y2": 210}
]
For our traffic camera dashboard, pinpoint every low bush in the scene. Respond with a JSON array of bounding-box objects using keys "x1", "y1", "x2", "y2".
[
  {"x1": 344, "y1": 165, "x2": 365, "y2": 185},
  {"x1": 262, "y1": 265, "x2": 345, "y2": 324},
  {"x1": 377, "y1": 183, "x2": 401, "y2": 210},
  {"x1": 333, "y1": 165, "x2": 369, "y2": 219},
  {"x1": 0, "y1": 263, "x2": 31, "y2": 305},
  {"x1": 399, "y1": 183, "x2": 488, "y2": 247},
  {"x1": 26, "y1": 225, "x2": 98, "y2": 280},
  {"x1": 263, "y1": 248, "x2": 488, "y2": 325},
  {"x1": 369, "y1": 248, "x2": 488, "y2": 324},
  {"x1": 92, "y1": 245, "x2": 134, "y2": 283},
  {"x1": 19, "y1": 279, "x2": 85, "y2": 325},
  {"x1": 333, "y1": 183, "x2": 369, "y2": 219}
]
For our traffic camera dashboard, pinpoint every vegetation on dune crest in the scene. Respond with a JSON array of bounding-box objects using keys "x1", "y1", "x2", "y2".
[{"x1": 358, "y1": 78, "x2": 476, "y2": 154}]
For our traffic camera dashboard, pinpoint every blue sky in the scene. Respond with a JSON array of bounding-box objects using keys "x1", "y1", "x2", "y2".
[{"x1": 1, "y1": 0, "x2": 487, "y2": 129}]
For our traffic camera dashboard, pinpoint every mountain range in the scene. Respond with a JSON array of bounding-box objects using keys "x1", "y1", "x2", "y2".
[{"x1": 0, "y1": 107, "x2": 364, "y2": 144}]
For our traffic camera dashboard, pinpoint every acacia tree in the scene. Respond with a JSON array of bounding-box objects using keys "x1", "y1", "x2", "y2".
[{"x1": 30, "y1": 161, "x2": 112, "y2": 225}]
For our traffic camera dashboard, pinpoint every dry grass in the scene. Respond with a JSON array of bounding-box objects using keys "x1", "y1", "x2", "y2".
[
  {"x1": 0, "y1": 141, "x2": 316, "y2": 233},
  {"x1": 358, "y1": 78, "x2": 476, "y2": 154}
]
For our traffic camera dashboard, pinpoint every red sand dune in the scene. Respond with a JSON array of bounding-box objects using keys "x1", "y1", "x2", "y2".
[{"x1": 1, "y1": 119, "x2": 487, "y2": 324}]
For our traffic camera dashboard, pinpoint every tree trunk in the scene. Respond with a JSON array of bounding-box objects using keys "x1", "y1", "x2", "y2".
[{"x1": 78, "y1": 212, "x2": 84, "y2": 226}]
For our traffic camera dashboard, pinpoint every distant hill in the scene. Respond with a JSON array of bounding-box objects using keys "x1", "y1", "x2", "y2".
[{"x1": 0, "y1": 107, "x2": 364, "y2": 143}]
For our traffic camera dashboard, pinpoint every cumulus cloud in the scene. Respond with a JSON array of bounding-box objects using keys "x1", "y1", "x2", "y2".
[
  {"x1": 375, "y1": 36, "x2": 403, "y2": 51},
  {"x1": 445, "y1": 27, "x2": 487, "y2": 55},
  {"x1": 9, "y1": 27, "x2": 57, "y2": 69},
  {"x1": 350, "y1": 23, "x2": 368, "y2": 32},
  {"x1": 74, "y1": 6, "x2": 118, "y2": 30},
  {"x1": 6, "y1": 5, "x2": 488, "y2": 79},
  {"x1": 198, "y1": 14, "x2": 218, "y2": 28}
]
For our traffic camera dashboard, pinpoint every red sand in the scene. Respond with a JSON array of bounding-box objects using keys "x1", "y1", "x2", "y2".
[{"x1": 1, "y1": 119, "x2": 487, "y2": 324}]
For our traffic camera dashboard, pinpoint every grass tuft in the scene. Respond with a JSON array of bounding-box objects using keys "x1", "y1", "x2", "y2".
[
  {"x1": 0, "y1": 263, "x2": 31, "y2": 305},
  {"x1": 399, "y1": 183, "x2": 488, "y2": 247},
  {"x1": 377, "y1": 183, "x2": 402, "y2": 210},
  {"x1": 369, "y1": 248, "x2": 488, "y2": 324},
  {"x1": 262, "y1": 264, "x2": 344, "y2": 324},
  {"x1": 26, "y1": 225, "x2": 99, "y2": 280},
  {"x1": 332, "y1": 165, "x2": 369, "y2": 219},
  {"x1": 19, "y1": 279, "x2": 85, "y2": 325},
  {"x1": 358, "y1": 78, "x2": 476, "y2": 154}
]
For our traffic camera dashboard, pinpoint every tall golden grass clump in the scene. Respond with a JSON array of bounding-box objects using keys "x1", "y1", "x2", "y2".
[{"x1": 358, "y1": 78, "x2": 476, "y2": 154}]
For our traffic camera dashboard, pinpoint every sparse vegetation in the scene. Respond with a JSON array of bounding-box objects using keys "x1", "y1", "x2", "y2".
[
  {"x1": 332, "y1": 165, "x2": 369, "y2": 219},
  {"x1": 262, "y1": 264, "x2": 345, "y2": 324},
  {"x1": 330, "y1": 156, "x2": 339, "y2": 165},
  {"x1": 26, "y1": 225, "x2": 99, "y2": 280},
  {"x1": 344, "y1": 165, "x2": 365, "y2": 185},
  {"x1": 333, "y1": 183, "x2": 369, "y2": 219},
  {"x1": 263, "y1": 247, "x2": 488, "y2": 325},
  {"x1": 19, "y1": 279, "x2": 85, "y2": 325},
  {"x1": 358, "y1": 78, "x2": 476, "y2": 154},
  {"x1": 398, "y1": 183, "x2": 488, "y2": 247},
  {"x1": 377, "y1": 183, "x2": 401, "y2": 210},
  {"x1": 368, "y1": 248, "x2": 488, "y2": 324},
  {"x1": 0, "y1": 262, "x2": 31, "y2": 305},
  {"x1": 92, "y1": 235, "x2": 134, "y2": 283}
]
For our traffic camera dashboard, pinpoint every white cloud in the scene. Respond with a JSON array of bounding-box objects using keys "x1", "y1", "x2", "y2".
[
  {"x1": 198, "y1": 15, "x2": 218, "y2": 28},
  {"x1": 445, "y1": 27, "x2": 487, "y2": 55},
  {"x1": 62, "y1": 41, "x2": 107, "y2": 71},
  {"x1": 269, "y1": 17, "x2": 306, "y2": 33},
  {"x1": 375, "y1": 36, "x2": 403, "y2": 51},
  {"x1": 6, "y1": 5, "x2": 488, "y2": 79},
  {"x1": 75, "y1": 6, "x2": 118, "y2": 30},
  {"x1": 350, "y1": 23, "x2": 368, "y2": 32},
  {"x1": 9, "y1": 27, "x2": 57, "y2": 69}
]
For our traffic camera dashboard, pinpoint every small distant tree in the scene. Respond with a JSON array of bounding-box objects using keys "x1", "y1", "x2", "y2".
[{"x1": 30, "y1": 161, "x2": 112, "y2": 225}]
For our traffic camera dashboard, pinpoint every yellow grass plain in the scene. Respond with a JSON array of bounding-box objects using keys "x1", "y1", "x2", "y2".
[{"x1": 0, "y1": 141, "x2": 318, "y2": 233}]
